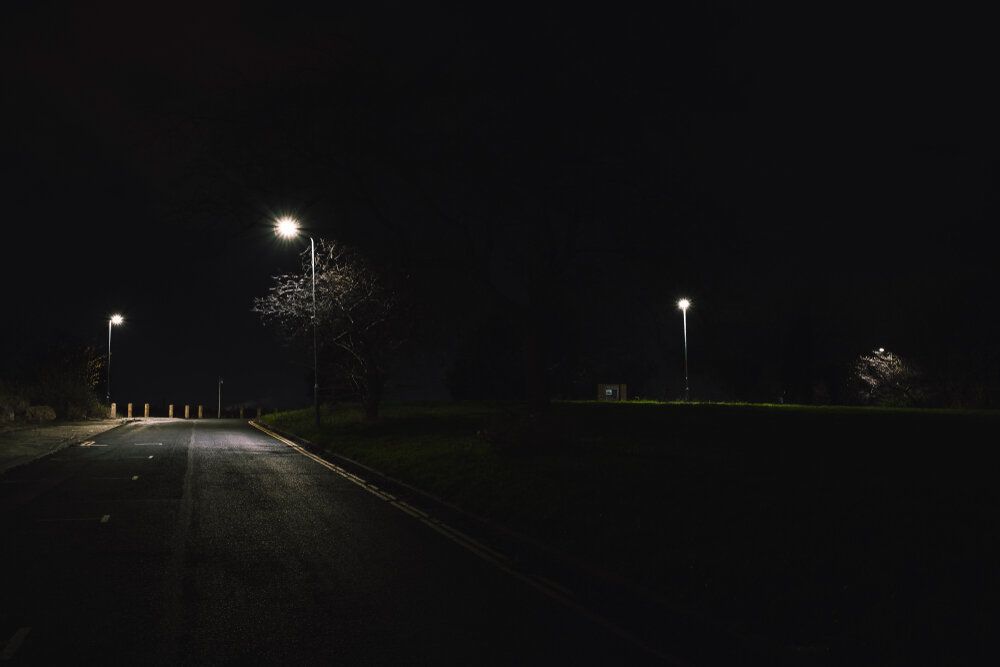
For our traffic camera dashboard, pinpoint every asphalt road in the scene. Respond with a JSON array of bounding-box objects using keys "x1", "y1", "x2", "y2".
[{"x1": 0, "y1": 419, "x2": 672, "y2": 666}]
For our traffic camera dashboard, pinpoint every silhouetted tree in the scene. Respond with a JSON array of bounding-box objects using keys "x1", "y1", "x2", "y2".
[
  {"x1": 253, "y1": 239, "x2": 405, "y2": 420},
  {"x1": 143, "y1": 35, "x2": 680, "y2": 413},
  {"x1": 22, "y1": 342, "x2": 106, "y2": 419}
]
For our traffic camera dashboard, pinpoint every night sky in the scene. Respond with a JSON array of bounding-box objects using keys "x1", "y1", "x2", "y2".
[{"x1": 2, "y1": 2, "x2": 997, "y2": 410}]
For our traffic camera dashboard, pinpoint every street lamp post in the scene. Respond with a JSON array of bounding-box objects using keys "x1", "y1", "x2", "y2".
[
  {"x1": 276, "y1": 217, "x2": 320, "y2": 427},
  {"x1": 107, "y1": 314, "x2": 124, "y2": 405},
  {"x1": 218, "y1": 377, "x2": 223, "y2": 419},
  {"x1": 677, "y1": 299, "x2": 690, "y2": 401}
]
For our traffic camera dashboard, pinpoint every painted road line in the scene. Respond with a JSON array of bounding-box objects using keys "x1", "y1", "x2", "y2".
[
  {"x1": 79, "y1": 442, "x2": 107, "y2": 447},
  {"x1": 250, "y1": 422, "x2": 510, "y2": 562},
  {"x1": 250, "y1": 424, "x2": 410, "y2": 500},
  {"x1": 1, "y1": 626, "x2": 31, "y2": 661},
  {"x1": 248, "y1": 423, "x2": 511, "y2": 565},
  {"x1": 249, "y1": 419, "x2": 687, "y2": 667},
  {"x1": 134, "y1": 442, "x2": 163, "y2": 446}
]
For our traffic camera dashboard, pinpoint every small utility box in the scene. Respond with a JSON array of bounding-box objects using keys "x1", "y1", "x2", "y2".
[{"x1": 598, "y1": 384, "x2": 627, "y2": 401}]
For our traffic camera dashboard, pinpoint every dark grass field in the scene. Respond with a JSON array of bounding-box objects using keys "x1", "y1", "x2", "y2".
[{"x1": 262, "y1": 401, "x2": 999, "y2": 665}]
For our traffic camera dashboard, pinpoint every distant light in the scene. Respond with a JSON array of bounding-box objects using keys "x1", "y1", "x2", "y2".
[
  {"x1": 878, "y1": 347, "x2": 885, "y2": 353},
  {"x1": 678, "y1": 298, "x2": 690, "y2": 311},
  {"x1": 110, "y1": 314, "x2": 124, "y2": 325},
  {"x1": 276, "y1": 217, "x2": 300, "y2": 238}
]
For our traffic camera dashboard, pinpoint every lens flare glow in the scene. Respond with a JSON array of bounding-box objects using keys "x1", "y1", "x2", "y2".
[
  {"x1": 677, "y1": 298, "x2": 690, "y2": 310},
  {"x1": 110, "y1": 314, "x2": 124, "y2": 325},
  {"x1": 276, "y1": 217, "x2": 300, "y2": 238}
]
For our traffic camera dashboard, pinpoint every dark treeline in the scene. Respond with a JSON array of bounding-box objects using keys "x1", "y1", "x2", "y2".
[{"x1": 0, "y1": 334, "x2": 106, "y2": 421}]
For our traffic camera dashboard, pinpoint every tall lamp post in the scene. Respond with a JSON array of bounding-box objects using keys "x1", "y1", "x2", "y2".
[
  {"x1": 218, "y1": 377, "x2": 224, "y2": 419},
  {"x1": 275, "y1": 217, "x2": 319, "y2": 427},
  {"x1": 677, "y1": 299, "x2": 690, "y2": 401},
  {"x1": 107, "y1": 314, "x2": 124, "y2": 405}
]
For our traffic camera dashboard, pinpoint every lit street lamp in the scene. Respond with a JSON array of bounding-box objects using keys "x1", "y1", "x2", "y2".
[
  {"x1": 275, "y1": 217, "x2": 320, "y2": 427},
  {"x1": 107, "y1": 314, "x2": 124, "y2": 405},
  {"x1": 677, "y1": 299, "x2": 690, "y2": 401}
]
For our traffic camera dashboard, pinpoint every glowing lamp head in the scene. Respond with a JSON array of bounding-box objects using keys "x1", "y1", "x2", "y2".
[
  {"x1": 110, "y1": 314, "x2": 124, "y2": 326},
  {"x1": 677, "y1": 298, "x2": 690, "y2": 311},
  {"x1": 276, "y1": 217, "x2": 300, "y2": 238}
]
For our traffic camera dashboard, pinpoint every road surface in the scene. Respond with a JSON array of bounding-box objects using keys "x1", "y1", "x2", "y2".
[{"x1": 0, "y1": 418, "x2": 675, "y2": 665}]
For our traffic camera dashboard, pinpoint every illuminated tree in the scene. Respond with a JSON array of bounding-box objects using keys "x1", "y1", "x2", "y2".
[
  {"x1": 253, "y1": 239, "x2": 405, "y2": 421},
  {"x1": 853, "y1": 347, "x2": 925, "y2": 407}
]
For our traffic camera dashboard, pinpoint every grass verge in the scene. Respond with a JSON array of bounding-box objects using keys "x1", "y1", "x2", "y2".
[{"x1": 262, "y1": 400, "x2": 998, "y2": 664}]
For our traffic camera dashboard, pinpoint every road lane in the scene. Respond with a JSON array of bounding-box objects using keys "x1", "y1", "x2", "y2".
[{"x1": 1, "y1": 419, "x2": 672, "y2": 666}]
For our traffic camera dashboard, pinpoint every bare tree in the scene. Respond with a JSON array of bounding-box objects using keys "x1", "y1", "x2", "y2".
[
  {"x1": 253, "y1": 239, "x2": 405, "y2": 421},
  {"x1": 853, "y1": 347, "x2": 925, "y2": 407}
]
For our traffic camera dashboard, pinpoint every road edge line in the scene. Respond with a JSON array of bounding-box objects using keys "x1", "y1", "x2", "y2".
[{"x1": 248, "y1": 419, "x2": 692, "y2": 666}]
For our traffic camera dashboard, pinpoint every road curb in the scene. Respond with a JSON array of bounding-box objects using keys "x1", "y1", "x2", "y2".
[
  {"x1": 249, "y1": 419, "x2": 588, "y2": 566},
  {"x1": 247, "y1": 419, "x2": 783, "y2": 666},
  {"x1": 0, "y1": 419, "x2": 136, "y2": 476}
]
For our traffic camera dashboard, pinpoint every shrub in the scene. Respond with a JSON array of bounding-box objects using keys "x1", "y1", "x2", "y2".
[
  {"x1": 25, "y1": 405, "x2": 57, "y2": 422},
  {"x1": 0, "y1": 391, "x2": 29, "y2": 423}
]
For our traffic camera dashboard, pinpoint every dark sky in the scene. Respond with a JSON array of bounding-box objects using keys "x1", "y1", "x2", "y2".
[{"x1": 1, "y1": 1, "x2": 997, "y2": 408}]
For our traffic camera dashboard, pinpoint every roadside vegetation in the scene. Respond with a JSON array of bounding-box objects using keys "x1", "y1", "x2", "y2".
[
  {"x1": 262, "y1": 400, "x2": 997, "y2": 663},
  {"x1": 0, "y1": 342, "x2": 106, "y2": 423}
]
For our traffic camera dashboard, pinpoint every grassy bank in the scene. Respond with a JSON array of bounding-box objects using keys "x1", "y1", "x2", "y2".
[{"x1": 262, "y1": 401, "x2": 998, "y2": 663}]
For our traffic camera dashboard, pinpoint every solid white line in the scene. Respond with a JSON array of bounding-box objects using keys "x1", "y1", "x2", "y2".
[
  {"x1": 1, "y1": 626, "x2": 31, "y2": 661},
  {"x1": 134, "y1": 442, "x2": 163, "y2": 446}
]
